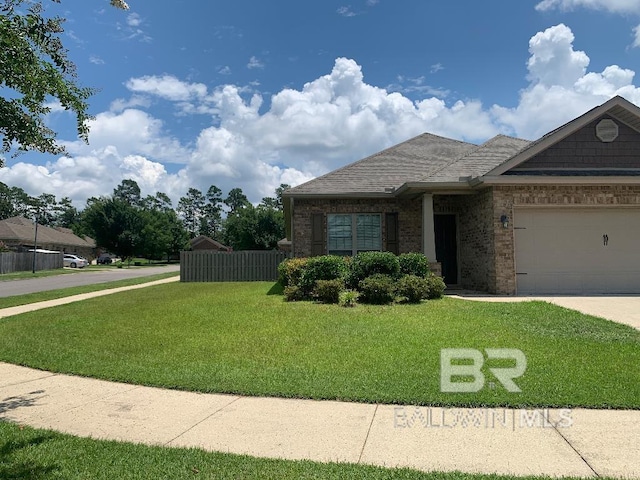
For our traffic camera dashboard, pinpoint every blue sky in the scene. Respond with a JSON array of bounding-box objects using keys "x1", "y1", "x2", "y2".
[{"x1": 3, "y1": 0, "x2": 640, "y2": 206}]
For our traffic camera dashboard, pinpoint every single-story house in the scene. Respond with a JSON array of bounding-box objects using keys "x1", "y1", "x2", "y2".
[
  {"x1": 0, "y1": 216, "x2": 96, "y2": 260},
  {"x1": 190, "y1": 235, "x2": 232, "y2": 252},
  {"x1": 282, "y1": 95, "x2": 640, "y2": 295}
]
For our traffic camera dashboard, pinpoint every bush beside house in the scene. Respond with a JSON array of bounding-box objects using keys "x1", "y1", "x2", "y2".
[{"x1": 278, "y1": 252, "x2": 445, "y2": 305}]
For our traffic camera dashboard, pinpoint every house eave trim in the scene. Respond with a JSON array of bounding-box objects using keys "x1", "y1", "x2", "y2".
[{"x1": 477, "y1": 175, "x2": 640, "y2": 185}]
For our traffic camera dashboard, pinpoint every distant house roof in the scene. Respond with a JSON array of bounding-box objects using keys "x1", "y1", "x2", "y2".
[
  {"x1": 0, "y1": 217, "x2": 95, "y2": 248},
  {"x1": 190, "y1": 235, "x2": 232, "y2": 251}
]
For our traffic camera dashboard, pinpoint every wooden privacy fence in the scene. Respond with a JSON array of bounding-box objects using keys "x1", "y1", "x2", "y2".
[
  {"x1": 0, "y1": 252, "x2": 63, "y2": 274},
  {"x1": 180, "y1": 250, "x2": 289, "y2": 282}
]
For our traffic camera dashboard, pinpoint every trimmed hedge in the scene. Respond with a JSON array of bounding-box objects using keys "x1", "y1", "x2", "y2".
[
  {"x1": 358, "y1": 274, "x2": 396, "y2": 305},
  {"x1": 398, "y1": 252, "x2": 430, "y2": 278},
  {"x1": 278, "y1": 253, "x2": 445, "y2": 305},
  {"x1": 278, "y1": 257, "x2": 308, "y2": 287},
  {"x1": 396, "y1": 274, "x2": 429, "y2": 303},
  {"x1": 347, "y1": 251, "x2": 400, "y2": 288},
  {"x1": 299, "y1": 255, "x2": 348, "y2": 294}
]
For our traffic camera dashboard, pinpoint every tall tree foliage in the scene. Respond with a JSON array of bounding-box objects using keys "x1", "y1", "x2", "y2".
[{"x1": 0, "y1": 0, "x2": 128, "y2": 163}]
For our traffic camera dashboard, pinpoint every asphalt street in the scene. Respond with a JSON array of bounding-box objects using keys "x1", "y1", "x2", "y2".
[{"x1": 0, "y1": 264, "x2": 180, "y2": 297}]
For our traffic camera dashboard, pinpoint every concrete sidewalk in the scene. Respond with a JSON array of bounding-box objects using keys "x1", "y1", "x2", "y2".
[{"x1": 0, "y1": 363, "x2": 638, "y2": 478}]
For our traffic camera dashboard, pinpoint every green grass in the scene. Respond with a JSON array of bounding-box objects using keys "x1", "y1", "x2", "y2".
[
  {"x1": 0, "y1": 269, "x2": 76, "y2": 282},
  {"x1": 0, "y1": 272, "x2": 179, "y2": 309},
  {"x1": 0, "y1": 421, "x2": 611, "y2": 480},
  {"x1": 0, "y1": 282, "x2": 638, "y2": 409}
]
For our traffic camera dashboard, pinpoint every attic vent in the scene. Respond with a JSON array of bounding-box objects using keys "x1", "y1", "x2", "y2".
[{"x1": 596, "y1": 119, "x2": 619, "y2": 142}]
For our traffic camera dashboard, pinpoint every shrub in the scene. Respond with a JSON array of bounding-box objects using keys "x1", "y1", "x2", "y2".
[
  {"x1": 347, "y1": 251, "x2": 400, "y2": 288},
  {"x1": 338, "y1": 289, "x2": 359, "y2": 307},
  {"x1": 313, "y1": 279, "x2": 344, "y2": 304},
  {"x1": 278, "y1": 257, "x2": 308, "y2": 287},
  {"x1": 299, "y1": 255, "x2": 347, "y2": 293},
  {"x1": 396, "y1": 274, "x2": 429, "y2": 303},
  {"x1": 398, "y1": 253, "x2": 430, "y2": 278},
  {"x1": 358, "y1": 274, "x2": 396, "y2": 304},
  {"x1": 425, "y1": 274, "x2": 446, "y2": 299},
  {"x1": 283, "y1": 285, "x2": 305, "y2": 302}
]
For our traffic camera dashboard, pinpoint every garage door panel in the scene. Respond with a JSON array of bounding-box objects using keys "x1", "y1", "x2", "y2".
[{"x1": 514, "y1": 208, "x2": 640, "y2": 294}]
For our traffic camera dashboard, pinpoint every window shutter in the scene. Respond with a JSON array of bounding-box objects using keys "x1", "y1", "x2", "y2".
[
  {"x1": 385, "y1": 212, "x2": 399, "y2": 254},
  {"x1": 311, "y1": 213, "x2": 325, "y2": 256}
]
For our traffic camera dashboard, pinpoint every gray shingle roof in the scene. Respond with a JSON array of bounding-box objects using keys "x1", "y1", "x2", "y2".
[
  {"x1": 0, "y1": 217, "x2": 95, "y2": 248},
  {"x1": 421, "y1": 135, "x2": 531, "y2": 183},
  {"x1": 286, "y1": 133, "x2": 477, "y2": 195}
]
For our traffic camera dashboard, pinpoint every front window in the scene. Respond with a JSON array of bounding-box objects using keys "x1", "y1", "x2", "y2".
[{"x1": 328, "y1": 214, "x2": 381, "y2": 255}]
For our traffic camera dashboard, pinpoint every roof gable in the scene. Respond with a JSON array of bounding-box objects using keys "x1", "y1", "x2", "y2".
[{"x1": 487, "y1": 96, "x2": 640, "y2": 177}]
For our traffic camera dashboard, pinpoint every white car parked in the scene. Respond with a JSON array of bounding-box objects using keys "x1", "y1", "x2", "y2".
[{"x1": 63, "y1": 254, "x2": 88, "y2": 268}]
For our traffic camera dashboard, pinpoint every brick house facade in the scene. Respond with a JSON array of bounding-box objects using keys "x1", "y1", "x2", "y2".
[{"x1": 283, "y1": 96, "x2": 640, "y2": 295}]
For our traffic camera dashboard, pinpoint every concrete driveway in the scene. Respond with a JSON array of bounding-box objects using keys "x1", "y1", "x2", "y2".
[
  {"x1": 449, "y1": 293, "x2": 640, "y2": 330},
  {"x1": 0, "y1": 264, "x2": 180, "y2": 298}
]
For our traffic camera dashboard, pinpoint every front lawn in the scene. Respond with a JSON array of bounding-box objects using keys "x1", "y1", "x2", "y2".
[
  {"x1": 0, "y1": 282, "x2": 638, "y2": 409},
  {"x1": 0, "y1": 422, "x2": 602, "y2": 480}
]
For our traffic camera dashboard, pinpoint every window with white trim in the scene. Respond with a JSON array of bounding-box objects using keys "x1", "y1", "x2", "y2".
[{"x1": 327, "y1": 214, "x2": 381, "y2": 256}]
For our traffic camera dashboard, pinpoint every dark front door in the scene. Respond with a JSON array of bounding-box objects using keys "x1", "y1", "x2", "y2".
[{"x1": 434, "y1": 214, "x2": 458, "y2": 284}]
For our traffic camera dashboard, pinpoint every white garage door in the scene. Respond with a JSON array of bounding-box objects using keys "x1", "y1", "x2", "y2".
[{"x1": 514, "y1": 208, "x2": 640, "y2": 295}]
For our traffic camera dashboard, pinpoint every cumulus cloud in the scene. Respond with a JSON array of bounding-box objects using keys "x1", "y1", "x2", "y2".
[
  {"x1": 493, "y1": 24, "x2": 640, "y2": 139},
  {"x1": 4, "y1": 23, "x2": 640, "y2": 207}
]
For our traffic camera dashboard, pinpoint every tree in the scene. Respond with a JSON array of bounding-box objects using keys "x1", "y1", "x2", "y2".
[
  {"x1": 54, "y1": 196, "x2": 79, "y2": 228},
  {"x1": 0, "y1": 0, "x2": 128, "y2": 164},
  {"x1": 224, "y1": 187, "x2": 249, "y2": 214},
  {"x1": 0, "y1": 182, "x2": 33, "y2": 219},
  {"x1": 113, "y1": 179, "x2": 142, "y2": 206},
  {"x1": 200, "y1": 185, "x2": 223, "y2": 238},
  {"x1": 177, "y1": 188, "x2": 205, "y2": 238},
  {"x1": 82, "y1": 196, "x2": 143, "y2": 261}
]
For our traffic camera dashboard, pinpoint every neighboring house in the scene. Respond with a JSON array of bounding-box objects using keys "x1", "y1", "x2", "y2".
[
  {"x1": 282, "y1": 95, "x2": 640, "y2": 295},
  {"x1": 190, "y1": 235, "x2": 232, "y2": 252},
  {"x1": 0, "y1": 216, "x2": 96, "y2": 260}
]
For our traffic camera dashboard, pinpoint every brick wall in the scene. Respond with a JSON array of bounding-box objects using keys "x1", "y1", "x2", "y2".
[
  {"x1": 292, "y1": 198, "x2": 422, "y2": 257},
  {"x1": 434, "y1": 192, "x2": 495, "y2": 291},
  {"x1": 493, "y1": 185, "x2": 640, "y2": 294}
]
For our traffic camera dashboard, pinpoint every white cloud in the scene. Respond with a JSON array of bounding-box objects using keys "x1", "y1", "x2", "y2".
[
  {"x1": 247, "y1": 56, "x2": 264, "y2": 69},
  {"x1": 218, "y1": 66, "x2": 232, "y2": 75},
  {"x1": 535, "y1": 0, "x2": 640, "y2": 14},
  {"x1": 126, "y1": 12, "x2": 142, "y2": 27},
  {"x1": 526, "y1": 24, "x2": 589, "y2": 87},
  {"x1": 125, "y1": 75, "x2": 207, "y2": 102},
  {"x1": 493, "y1": 24, "x2": 640, "y2": 139},
  {"x1": 337, "y1": 6, "x2": 357, "y2": 17},
  {"x1": 430, "y1": 63, "x2": 444, "y2": 73},
  {"x1": 634, "y1": 23, "x2": 640, "y2": 47},
  {"x1": 109, "y1": 95, "x2": 152, "y2": 112},
  {"x1": 89, "y1": 55, "x2": 105, "y2": 65}
]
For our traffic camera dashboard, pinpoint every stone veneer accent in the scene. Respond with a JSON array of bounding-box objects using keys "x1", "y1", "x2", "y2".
[
  {"x1": 292, "y1": 198, "x2": 422, "y2": 257},
  {"x1": 492, "y1": 185, "x2": 640, "y2": 295}
]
